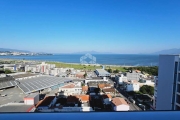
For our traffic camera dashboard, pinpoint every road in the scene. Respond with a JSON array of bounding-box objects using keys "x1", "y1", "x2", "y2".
[{"x1": 112, "y1": 80, "x2": 141, "y2": 111}]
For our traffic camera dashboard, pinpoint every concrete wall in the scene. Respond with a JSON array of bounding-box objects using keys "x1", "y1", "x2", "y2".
[{"x1": 114, "y1": 105, "x2": 129, "y2": 111}]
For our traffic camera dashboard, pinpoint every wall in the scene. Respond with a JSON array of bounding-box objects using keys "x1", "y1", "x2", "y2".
[{"x1": 114, "y1": 105, "x2": 129, "y2": 111}]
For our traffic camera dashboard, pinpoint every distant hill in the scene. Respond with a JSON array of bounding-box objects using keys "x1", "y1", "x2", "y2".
[
  {"x1": 0, "y1": 48, "x2": 30, "y2": 53},
  {"x1": 152, "y1": 48, "x2": 180, "y2": 54},
  {"x1": 72, "y1": 51, "x2": 112, "y2": 54}
]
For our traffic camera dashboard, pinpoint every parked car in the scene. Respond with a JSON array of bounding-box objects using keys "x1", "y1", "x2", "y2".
[{"x1": 1, "y1": 94, "x2": 7, "y2": 97}]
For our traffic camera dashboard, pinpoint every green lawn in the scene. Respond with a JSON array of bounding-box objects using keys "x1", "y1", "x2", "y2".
[{"x1": 47, "y1": 62, "x2": 127, "y2": 72}]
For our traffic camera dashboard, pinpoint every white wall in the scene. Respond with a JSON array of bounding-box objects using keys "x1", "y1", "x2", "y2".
[
  {"x1": 114, "y1": 105, "x2": 129, "y2": 111},
  {"x1": 126, "y1": 84, "x2": 139, "y2": 91}
]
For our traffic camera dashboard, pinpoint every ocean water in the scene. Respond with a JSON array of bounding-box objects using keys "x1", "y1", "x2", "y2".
[{"x1": 0, "y1": 54, "x2": 159, "y2": 66}]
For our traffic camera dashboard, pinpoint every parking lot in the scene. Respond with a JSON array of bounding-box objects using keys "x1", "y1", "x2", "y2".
[{"x1": 0, "y1": 87, "x2": 26, "y2": 105}]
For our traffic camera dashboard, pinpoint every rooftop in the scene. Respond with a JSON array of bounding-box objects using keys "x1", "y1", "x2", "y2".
[
  {"x1": 36, "y1": 96, "x2": 55, "y2": 107},
  {"x1": 111, "y1": 97, "x2": 128, "y2": 106},
  {"x1": 12, "y1": 73, "x2": 38, "y2": 79},
  {"x1": 0, "y1": 104, "x2": 32, "y2": 112},
  {"x1": 95, "y1": 69, "x2": 110, "y2": 75},
  {"x1": 102, "y1": 88, "x2": 116, "y2": 93},
  {"x1": 82, "y1": 86, "x2": 88, "y2": 91}
]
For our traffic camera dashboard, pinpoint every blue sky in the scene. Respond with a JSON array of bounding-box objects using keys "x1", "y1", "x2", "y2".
[{"x1": 0, "y1": 0, "x2": 180, "y2": 54}]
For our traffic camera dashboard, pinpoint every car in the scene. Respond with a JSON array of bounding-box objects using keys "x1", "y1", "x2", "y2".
[{"x1": 1, "y1": 94, "x2": 7, "y2": 97}]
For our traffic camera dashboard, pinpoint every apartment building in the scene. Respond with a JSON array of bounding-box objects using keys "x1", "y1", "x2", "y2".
[{"x1": 156, "y1": 55, "x2": 180, "y2": 110}]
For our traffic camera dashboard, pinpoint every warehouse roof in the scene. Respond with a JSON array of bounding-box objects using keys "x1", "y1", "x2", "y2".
[
  {"x1": 95, "y1": 69, "x2": 110, "y2": 75},
  {"x1": 17, "y1": 76, "x2": 71, "y2": 94},
  {"x1": 12, "y1": 73, "x2": 38, "y2": 79}
]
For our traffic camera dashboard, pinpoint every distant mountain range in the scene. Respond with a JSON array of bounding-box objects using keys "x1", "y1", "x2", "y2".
[
  {"x1": 0, "y1": 48, "x2": 30, "y2": 53},
  {"x1": 72, "y1": 51, "x2": 112, "y2": 54},
  {"x1": 152, "y1": 48, "x2": 180, "y2": 54}
]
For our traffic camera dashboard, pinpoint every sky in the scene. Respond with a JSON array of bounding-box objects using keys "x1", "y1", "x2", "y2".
[{"x1": 0, "y1": 0, "x2": 180, "y2": 54}]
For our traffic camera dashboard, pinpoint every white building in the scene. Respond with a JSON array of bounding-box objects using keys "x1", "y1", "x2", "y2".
[
  {"x1": 58, "y1": 83, "x2": 82, "y2": 96},
  {"x1": 126, "y1": 71, "x2": 140, "y2": 81},
  {"x1": 124, "y1": 81, "x2": 140, "y2": 92},
  {"x1": 24, "y1": 93, "x2": 39, "y2": 105},
  {"x1": 156, "y1": 55, "x2": 180, "y2": 110},
  {"x1": 115, "y1": 74, "x2": 127, "y2": 85},
  {"x1": 111, "y1": 97, "x2": 130, "y2": 111}
]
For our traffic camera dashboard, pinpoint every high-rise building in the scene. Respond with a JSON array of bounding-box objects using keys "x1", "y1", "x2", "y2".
[{"x1": 156, "y1": 55, "x2": 180, "y2": 110}]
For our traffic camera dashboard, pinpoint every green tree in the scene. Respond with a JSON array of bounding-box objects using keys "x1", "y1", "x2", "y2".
[
  {"x1": 107, "y1": 68, "x2": 112, "y2": 73},
  {"x1": 83, "y1": 72, "x2": 87, "y2": 78},
  {"x1": 4, "y1": 69, "x2": 12, "y2": 74},
  {"x1": 113, "y1": 69, "x2": 120, "y2": 73},
  {"x1": 140, "y1": 85, "x2": 154, "y2": 95}
]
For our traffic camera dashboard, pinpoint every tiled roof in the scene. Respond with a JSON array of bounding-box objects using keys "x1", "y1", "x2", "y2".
[
  {"x1": 62, "y1": 83, "x2": 75, "y2": 88},
  {"x1": 111, "y1": 97, "x2": 128, "y2": 106},
  {"x1": 36, "y1": 96, "x2": 55, "y2": 107},
  {"x1": 102, "y1": 88, "x2": 115, "y2": 93},
  {"x1": 82, "y1": 86, "x2": 88, "y2": 91}
]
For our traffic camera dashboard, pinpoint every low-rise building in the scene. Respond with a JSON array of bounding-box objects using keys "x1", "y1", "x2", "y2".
[
  {"x1": 59, "y1": 83, "x2": 82, "y2": 96},
  {"x1": 95, "y1": 69, "x2": 110, "y2": 77},
  {"x1": 115, "y1": 74, "x2": 127, "y2": 85},
  {"x1": 111, "y1": 97, "x2": 130, "y2": 111},
  {"x1": 126, "y1": 71, "x2": 140, "y2": 81},
  {"x1": 124, "y1": 81, "x2": 140, "y2": 92},
  {"x1": 102, "y1": 88, "x2": 116, "y2": 94}
]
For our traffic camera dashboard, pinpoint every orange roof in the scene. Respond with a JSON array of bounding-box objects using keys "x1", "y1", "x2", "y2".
[
  {"x1": 111, "y1": 97, "x2": 128, "y2": 106},
  {"x1": 82, "y1": 86, "x2": 88, "y2": 91},
  {"x1": 62, "y1": 83, "x2": 75, "y2": 88},
  {"x1": 98, "y1": 83, "x2": 111, "y2": 89},
  {"x1": 76, "y1": 95, "x2": 90, "y2": 102},
  {"x1": 98, "y1": 84, "x2": 105, "y2": 89},
  {"x1": 102, "y1": 94, "x2": 112, "y2": 99},
  {"x1": 36, "y1": 96, "x2": 55, "y2": 108},
  {"x1": 103, "y1": 88, "x2": 115, "y2": 93}
]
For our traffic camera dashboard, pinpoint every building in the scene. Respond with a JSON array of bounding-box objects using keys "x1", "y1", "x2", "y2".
[
  {"x1": 126, "y1": 71, "x2": 140, "y2": 81},
  {"x1": 124, "y1": 81, "x2": 140, "y2": 92},
  {"x1": 111, "y1": 97, "x2": 130, "y2": 111},
  {"x1": 58, "y1": 83, "x2": 82, "y2": 96},
  {"x1": 115, "y1": 74, "x2": 127, "y2": 85},
  {"x1": 85, "y1": 77, "x2": 108, "y2": 84},
  {"x1": 82, "y1": 86, "x2": 88, "y2": 94},
  {"x1": 36, "y1": 95, "x2": 93, "y2": 112},
  {"x1": 95, "y1": 69, "x2": 110, "y2": 77},
  {"x1": 156, "y1": 55, "x2": 180, "y2": 110},
  {"x1": 102, "y1": 88, "x2": 116, "y2": 94},
  {"x1": 24, "y1": 93, "x2": 39, "y2": 105},
  {"x1": 98, "y1": 83, "x2": 112, "y2": 90}
]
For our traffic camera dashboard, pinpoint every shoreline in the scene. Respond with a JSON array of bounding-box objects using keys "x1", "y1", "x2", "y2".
[{"x1": 0, "y1": 58, "x2": 154, "y2": 67}]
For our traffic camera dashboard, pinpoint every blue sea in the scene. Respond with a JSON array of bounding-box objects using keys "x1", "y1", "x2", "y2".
[{"x1": 0, "y1": 54, "x2": 159, "y2": 66}]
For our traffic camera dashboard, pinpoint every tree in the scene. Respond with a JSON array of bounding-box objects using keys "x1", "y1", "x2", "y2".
[
  {"x1": 107, "y1": 68, "x2": 112, "y2": 73},
  {"x1": 83, "y1": 72, "x2": 87, "y2": 78},
  {"x1": 140, "y1": 85, "x2": 154, "y2": 95},
  {"x1": 4, "y1": 69, "x2": 12, "y2": 74},
  {"x1": 113, "y1": 69, "x2": 120, "y2": 73}
]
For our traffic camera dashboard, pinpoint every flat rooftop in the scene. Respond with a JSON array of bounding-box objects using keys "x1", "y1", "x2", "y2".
[
  {"x1": 0, "y1": 104, "x2": 32, "y2": 112},
  {"x1": 95, "y1": 69, "x2": 110, "y2": 75},
  {"x1": 0, "y1": 76, "x2": 17, "y2": 90},
  {"x1": 17, "y1": 76, "x2": 72, "y2": 94},
  {"x1": 12, "y1": 73, "x2": 39, "y2": 79}
]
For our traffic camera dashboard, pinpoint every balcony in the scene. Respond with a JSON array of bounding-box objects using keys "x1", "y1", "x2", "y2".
[{"x1": 1, "y1": 112, "x2": 180, "y2": 120}]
